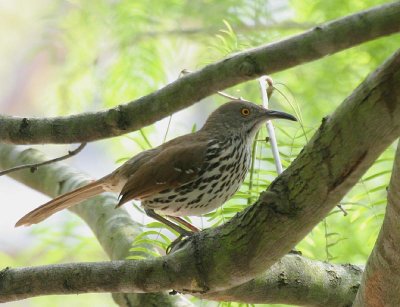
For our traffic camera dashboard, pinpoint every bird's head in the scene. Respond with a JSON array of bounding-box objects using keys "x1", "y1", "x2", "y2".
[{"x1": 202, "y1": 100, "x2": 297, "y2": 139}]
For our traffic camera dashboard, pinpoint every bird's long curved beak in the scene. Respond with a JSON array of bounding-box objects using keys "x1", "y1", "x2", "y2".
[{"x1": 265, "y1": 109, "x2": 297, "y2": 121}]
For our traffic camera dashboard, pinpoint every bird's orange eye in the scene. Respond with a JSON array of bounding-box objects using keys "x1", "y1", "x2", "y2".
[{"x1": 241, "y1": 108, "x2": 250, "y2": 116}]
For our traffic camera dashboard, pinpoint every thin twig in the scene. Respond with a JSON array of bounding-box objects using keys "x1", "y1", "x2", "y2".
[
  {"x1": 337, "y1": 204, "x2": 348, "y2": 216},
  {"x1": 248, "y1": 131, "x2": 259, "y2": 205},
  {"x1": 216, "y1": 91, "x2": 242, "y2": 101},
  {"x1": 259, "y1": 76, "x2": 283, "y2": 174},
  {"x1": 248, "y1": 76, "x2": 276, "y2": 204},
  {"x1": 0, "y1": 143, "x2": 87, "y2": 176}
]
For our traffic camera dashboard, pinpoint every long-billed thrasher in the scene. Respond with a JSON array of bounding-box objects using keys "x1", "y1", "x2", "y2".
[{"x1": 16, "y1": 100, "x2": 296, "y2": 235}]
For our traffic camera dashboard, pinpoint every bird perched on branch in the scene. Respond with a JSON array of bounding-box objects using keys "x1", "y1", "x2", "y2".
[{"x1": 16, "y1": 100, "x2": 296, "y2": 235}]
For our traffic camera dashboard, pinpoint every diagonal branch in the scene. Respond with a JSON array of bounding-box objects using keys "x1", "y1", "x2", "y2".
[
  {"x1": 0, "y1": 2, "x2": 399, "y2": 144},
  {"x1": 0, "y1": 48, "x2": 399, "y2": 302},
  {"x1": 352, "y1": 141, "x2": 400, "y2": 306}
]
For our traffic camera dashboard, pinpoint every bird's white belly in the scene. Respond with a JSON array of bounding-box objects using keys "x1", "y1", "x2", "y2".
[{"x1": 142, "y1": 140, "x2": 251, "y2": 216}]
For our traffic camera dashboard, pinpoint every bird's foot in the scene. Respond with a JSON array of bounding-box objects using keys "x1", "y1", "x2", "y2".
[{"x1": 166, "y1": 233, "x2": 194, "y2": 254}]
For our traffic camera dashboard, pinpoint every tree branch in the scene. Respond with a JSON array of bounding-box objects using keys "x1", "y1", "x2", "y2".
[
  {"x1": 0, "y1": 48, "x2": 399, "y2": 303},
  {"x1": 0, "y1": 2, "x2": 399, "y2": 144},
  {"x1": 352, "y1": 141, "x2": 400, "y2": 306},
  {"x1": 0, "y1": 145, "x2": 190, "y2": 306},
  {"x1": 0, "y1": 254, "x2": 362, "y2": 306},
  {"x1": 201, "y1": 255, "x2": 363, "y2": 306}
]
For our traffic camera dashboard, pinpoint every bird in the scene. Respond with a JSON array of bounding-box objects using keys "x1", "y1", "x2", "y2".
[{"x1": 16, "y1": 100, "x2": 296, "y2": 235}]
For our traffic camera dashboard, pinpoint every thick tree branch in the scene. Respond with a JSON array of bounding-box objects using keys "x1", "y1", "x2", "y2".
[
  {"x1": 202, "y1": 255, "x2": 363, "y2": 306},
  {"x1": 352, "y1": 142, "x2": 400, "y2": 306},
  {"x1": 0, "y1": 49, "x2": 399, "y2": 302},
  {"x1": 0, "y1": 2, "x2": 399, "y2": 144},
  {"x1": 0, "y1": 145, "x2": 189, "y2": 306},
  {"x1": 0, "y1": 254, "x2": 362, "y2": 306}
]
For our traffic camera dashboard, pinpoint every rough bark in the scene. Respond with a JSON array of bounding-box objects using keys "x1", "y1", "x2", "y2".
[
  {"x1": 1, "y1": 47, "x2": 399, "y2": 302},
  {"x1": 202, "y1": 255, "x2": 363, "y2": 307},
  {"x1": 0, "y1": 2, "x2": 399, "y2": 144},
  {"x1": 0, "y1": 254, "x2": 362, "y2": 306},
  {"x1": 0, "y1": 145, "x2": 190, "y2": 306},
  {"x1": 352, "y1": 142, "x2": 400, "y2": 307}
]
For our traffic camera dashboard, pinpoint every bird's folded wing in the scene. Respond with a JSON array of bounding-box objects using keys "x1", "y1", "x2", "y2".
[{"x1": 116, "y1": 141, "x2": 208, "y2": 206}]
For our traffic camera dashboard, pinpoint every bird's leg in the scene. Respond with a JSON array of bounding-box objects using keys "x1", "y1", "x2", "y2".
[
  {"x1": 165, "y1": 217, "x2": 201, "y2": 254},
  {"x1": 144, "y1": 209, "x2": 192, "y2": 236},
  {"x1": 166, "y1": 216, "x2": 200, "y2": 232}
]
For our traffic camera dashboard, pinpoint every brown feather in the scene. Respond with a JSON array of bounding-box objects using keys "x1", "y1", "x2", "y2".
[
  {"x1": 15, "y1": 180, "x2": 107, "y2": 227},
  {"x1": 117, "y1": 136, "x2": 208, "y2": 207}
]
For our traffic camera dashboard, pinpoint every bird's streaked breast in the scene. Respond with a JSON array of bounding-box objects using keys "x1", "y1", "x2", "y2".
[{"x1": 142, "y1": 136, "x2": 251, "y2": 216}]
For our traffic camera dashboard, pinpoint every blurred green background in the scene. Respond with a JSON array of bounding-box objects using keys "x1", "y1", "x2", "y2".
[{"x1": 0, "y1": 0, "x2": 399, "y2": 306}]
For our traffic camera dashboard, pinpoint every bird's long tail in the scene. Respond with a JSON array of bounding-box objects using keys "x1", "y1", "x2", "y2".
[{"x1": 15, "y1": 179, "x2": 107, "y2": 227}]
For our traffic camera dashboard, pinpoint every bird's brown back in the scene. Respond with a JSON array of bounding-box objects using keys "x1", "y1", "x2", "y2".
[{"x1": 114, "y1": 131, "x2": 212, "y2": 206}]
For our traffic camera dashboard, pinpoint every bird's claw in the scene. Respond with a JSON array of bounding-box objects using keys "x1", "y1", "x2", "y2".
[{"x1": 166, "y1": 233, "x2": 193, "y2": 254}]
